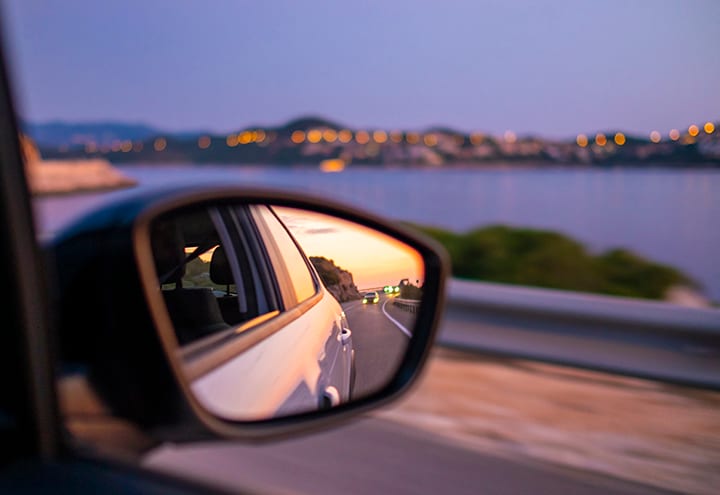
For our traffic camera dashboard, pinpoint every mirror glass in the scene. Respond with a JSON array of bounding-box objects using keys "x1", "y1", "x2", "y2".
[{"x1": 149, "y1": 202, "x2": 425, "y2": 421}]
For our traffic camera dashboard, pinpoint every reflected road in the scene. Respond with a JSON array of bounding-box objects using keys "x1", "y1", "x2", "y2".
[{"x1": 342, "y1": 294, "x2": 415, "y2": 398}]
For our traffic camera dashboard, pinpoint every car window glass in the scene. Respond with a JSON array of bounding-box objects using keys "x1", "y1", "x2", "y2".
[
  {"x1": 253, "y1": 206, "x2": 316, "y2": 306},
  {"x1": 153, "y1": 206, "x2": 278, "y2": 346}
]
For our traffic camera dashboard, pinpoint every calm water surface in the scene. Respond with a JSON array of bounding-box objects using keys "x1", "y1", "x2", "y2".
[{"x1": 35, "y1": 164, "x2": 720, "y2": 301}]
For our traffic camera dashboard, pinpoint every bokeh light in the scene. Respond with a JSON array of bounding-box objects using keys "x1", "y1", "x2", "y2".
[
  {"x1": 613, "y1": 133, "x2": 625, "y2": 146},
  {"x1": 669, "y1": 129, "x2": 680, "y2": 141},
  {"x1": 338, "y1": 129, "x2": 353, "y2": 143},
  {"x1": 238, "y1": 131, "x2": 254, "y2": 145},
  {"x1": 307, "y1": 129, "x2": 322, "y2": 143},
  {"x1": 198, "y1": 136, "x2": 211, "y2": 149},
  {"x1": 323, "y1": 129, "x2": 338, "y2": 143},
  {"x1": 373, "y1": 130, "x2": 388, "y2": 144},
  {"x1": 688, "y1": 124, "x2": 699, "y2": 137},
  {"x1": 423, "y1": 134, "x2": 438, "y2": 147},
  {"x1": 594, "y1": 133, "x2": 607, "y2": 146},
  {"x1": 290, "y1": 130, "x2": 306, "y2": 144},
  {"x1": 504, "y1": 130, "x2": 517, "y2": 144},
  {"x1": 650, "y1": 131, "x2": 661, "y2": 143},
  {"x1": 406, "y1": 132, "x2": 420, "y2": 144},
  {"x1": 355, "y1": 130, "x2": 370, "y2": 144},
  {"x1": 704, "y1": 122, "x2": 715, "y2": 134},
  {"x1": 154, "y1": 137, "x2": 167, "y2": 151}
]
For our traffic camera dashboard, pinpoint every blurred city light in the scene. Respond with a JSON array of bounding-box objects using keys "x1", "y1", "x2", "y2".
[
  {"x1": 595, "y1": 133, "x2": 607, "y2": 146},
  {"x1": 226, "y1": 134, "x2": 238, "y2": 147},
  {"x1": 669, "y1": 129, "x2": 680, "y2": 141},
  {"x1": 307, "y1": 129, "x2": 322, "y2": 143},
  {"x1": 319, "y1": 158, "x2": 345, "y2": 173},
  {"x1": 650, "y1": 131, "x2": 661, "y2": 143},
  {"x1": 198, "y1": 136, "x2": 211, "y2": 149},
  {"x1": 153, "y1": 137, "x2": 167, "y2": 151},
  {"x1": 406, "y1": 132, "x2": 420, "y2": 144},
  {"x1": 338, "y1": 129, "x2": 353, "y2": 143},
  {"x1": 355, "y1": 130, "x2": 370, "y2": 144},
  {"x1": 704, "y1": 122, "x2": 716, "y2": 134},
  {"x1": 576, "y1": 134, "x2": 588, "y2": 147},
  {"x1": 470, "y1": 133, "x2": 485, "y2": 145},
  {"x1": 614, "y1": 132, "x2": 626, "y2": 146},
  {"x1": 504, "y1": 130, "x2": 517, "y2": 144},
  {"x1": 390, "y1": 131, "x2": 403, "y2": 143},
  {"x1": 423, "y1": 134, "x2": 438, "y2": 146},
  {"x1": 323, "y1": 129, "x2": 338, "y2": 143},
  {"x1": 238, "y1": 131, "x2": 254, "y2": 144},
  {"x1": 373, "y1": 130, "x2": 388, "y2": 144},
  {"x1": 291, "y1": 130, "x2": 306, "y2": 144},
  {"x1": 688, "y1": 124, "x2": 700, "y2": 137}
]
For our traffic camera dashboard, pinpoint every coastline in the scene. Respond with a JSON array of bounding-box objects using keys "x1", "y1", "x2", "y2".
[{"x1": 27, "y1": 158, "x2": 137, "y2": 196}]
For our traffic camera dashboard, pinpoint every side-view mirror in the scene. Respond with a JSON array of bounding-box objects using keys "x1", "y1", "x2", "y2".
[{"x1": 50, "y1": 186, "x2": 447, "y2": 449}]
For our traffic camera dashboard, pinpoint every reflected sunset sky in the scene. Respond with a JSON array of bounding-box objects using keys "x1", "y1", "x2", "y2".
[{"x1": 275, "y1": 207, "x2": 424, "y2": 290}]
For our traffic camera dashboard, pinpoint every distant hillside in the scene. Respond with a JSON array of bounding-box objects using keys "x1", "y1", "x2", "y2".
[
  {"x1": 276, "y1": 116, "x2": 346, "y2": 131},
  {"x1": 26, "y1": 115, "x2": 720, "y2": 167},
  {"x1": 23, "y1": 121, "x2": 161, "y2": 147}
]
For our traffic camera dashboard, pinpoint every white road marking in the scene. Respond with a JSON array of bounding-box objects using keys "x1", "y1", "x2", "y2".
[{"x1": 382, "y1": 300, "x2": 412, "y2": 338}]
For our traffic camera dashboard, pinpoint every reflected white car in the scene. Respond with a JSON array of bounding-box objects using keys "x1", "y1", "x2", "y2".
[{"x1": 151, "y1": 203, "x2": 355, "y2": 420}]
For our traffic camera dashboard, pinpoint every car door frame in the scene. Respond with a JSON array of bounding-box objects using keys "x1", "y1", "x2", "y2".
[{"x1": 0, "y1": 27, "x2": 60, "y2": 462}]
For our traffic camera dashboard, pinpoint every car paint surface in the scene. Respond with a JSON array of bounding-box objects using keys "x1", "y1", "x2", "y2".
[{"x1": 191, "y1": 286, "x2": 352, "y2": 420}]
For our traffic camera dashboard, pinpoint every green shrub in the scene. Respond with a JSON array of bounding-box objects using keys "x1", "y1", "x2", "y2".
[{"x1": 410, "y1": 223, "x2": 696, "y2": 300}]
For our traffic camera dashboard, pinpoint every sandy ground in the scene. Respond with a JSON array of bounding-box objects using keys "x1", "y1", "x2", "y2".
[{"x1": 375, "y1": 348, "x2": 720, "y2": 495}]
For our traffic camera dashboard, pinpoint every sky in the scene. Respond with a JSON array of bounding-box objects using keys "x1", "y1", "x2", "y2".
[
  {"x1": 276, "y1": 207, "x2": 424, "y2": 290},
  {"x1": 2, "y1": 0, "x2": 718, "y2": 138}
]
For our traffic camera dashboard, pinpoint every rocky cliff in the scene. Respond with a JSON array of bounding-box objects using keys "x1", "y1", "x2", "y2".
[{"x1": 310, "y1": 256, "x2": 362, "y2": 303}]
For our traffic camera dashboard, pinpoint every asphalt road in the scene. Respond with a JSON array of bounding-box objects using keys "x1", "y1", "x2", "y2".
[
  {"x1": 342, "y1": 294, "x2": 416, "y2": 398},
  {"x1": 146, "y1": 417, "x2": 670, "y2": 495},
  {"x1": 144, "y1": 305, "x2": 675, "y2": 495}
]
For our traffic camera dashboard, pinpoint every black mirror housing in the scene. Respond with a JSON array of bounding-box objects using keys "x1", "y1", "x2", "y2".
[{"x1": 49, "y1": 185, "x2": 448, "y2": 451}]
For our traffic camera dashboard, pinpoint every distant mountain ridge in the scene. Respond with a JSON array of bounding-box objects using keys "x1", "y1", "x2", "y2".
[
  {"x1": 23, "y1": 121, "x2": 162, "y2": 147},
  {"x1": 22, "y1": 117, "x2": 348, "y2": 147},
  {"x1": 23, "y1": 116, "x2": 720, "y2": 167}
]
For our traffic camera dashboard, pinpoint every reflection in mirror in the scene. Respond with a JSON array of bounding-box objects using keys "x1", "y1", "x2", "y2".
[{"x1": 149, "y1": 203, "x2": 425, "y2": 422}]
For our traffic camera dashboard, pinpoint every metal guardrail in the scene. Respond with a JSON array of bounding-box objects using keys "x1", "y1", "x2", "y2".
[
  {"x1": 438, "y1": 279, "x2": 720, "y2": 389},
  {"x1": 393, "y1": 298, "x2": 420, "y2": 314}
]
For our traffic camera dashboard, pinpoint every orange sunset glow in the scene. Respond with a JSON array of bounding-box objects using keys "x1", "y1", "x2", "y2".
[{"x1": 275, "y1": 207, "x2": 425, "y2": 290}]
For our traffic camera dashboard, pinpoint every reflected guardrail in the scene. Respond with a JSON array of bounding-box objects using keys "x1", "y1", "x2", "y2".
[
  {"x1": 393, "y1": 298, "x2": 420, "y2": 314},
  {"x1": 439, "y1": 279, "x2": 720, "y2": 389}
]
